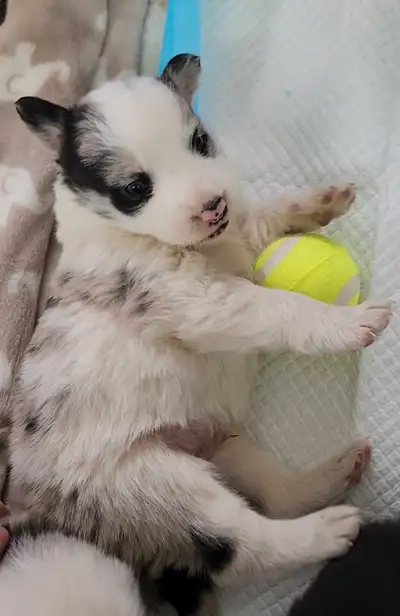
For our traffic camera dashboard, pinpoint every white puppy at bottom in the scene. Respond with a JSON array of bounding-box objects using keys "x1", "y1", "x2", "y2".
[
  {"x1": 0, "y1": 532, "x2": 145, "y2": 616},
  {"x1": 1, "y1": 54, "x2": 391, "y2": 615}
]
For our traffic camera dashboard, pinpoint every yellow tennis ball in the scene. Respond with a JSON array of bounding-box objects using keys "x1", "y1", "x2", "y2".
[{"x1": 254, "y1": 233, "x2": 360, "y2": 306}]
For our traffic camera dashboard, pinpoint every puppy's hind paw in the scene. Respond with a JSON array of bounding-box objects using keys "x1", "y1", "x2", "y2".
[{"x1": 305, "y1": 505, "x2": 361, "y2": 563}]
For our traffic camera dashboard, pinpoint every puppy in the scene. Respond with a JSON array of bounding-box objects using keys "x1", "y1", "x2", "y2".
[
  {"x1": 2, "y1": 54, "x2": 391, "y2": 615},
  {"x1": 289, "y1": 517, "x2": 400, "y2": 616},
  {"x1": 0, "y1": 529, "x2": 146, "y2": 616}
]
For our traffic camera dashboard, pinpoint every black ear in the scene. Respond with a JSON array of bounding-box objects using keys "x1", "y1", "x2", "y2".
[
  {"x1": 160, "y1": 54, "x2": 201, "y2": 106},
  {"x1": 15, "y1": 96, "x2": 68, "y2": 152}
]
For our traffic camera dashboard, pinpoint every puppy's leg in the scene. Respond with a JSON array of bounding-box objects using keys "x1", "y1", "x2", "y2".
[
  {"x1": 137, "y1": 452, "x2": 360, "y2": 590},
  {"x1": 164, "y1": 274, "x2": 391, "y2": 356},
  {"x1": 211, "y1": 434, "x2": 371, "y2": 518},
  {"x1": 7, "y1": 451, "x2": 359, "y2": 615},
  {"x1": 215, "y1": 503, "x2": 359, "y2": 587},
  {"x1": 239, "y1": 184, "x2": 356, "y2": 255}
]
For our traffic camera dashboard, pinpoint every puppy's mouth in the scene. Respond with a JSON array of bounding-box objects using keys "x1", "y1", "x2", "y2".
[{"x1": 207, "y1": 203, "x2": 229, "y2": 239}]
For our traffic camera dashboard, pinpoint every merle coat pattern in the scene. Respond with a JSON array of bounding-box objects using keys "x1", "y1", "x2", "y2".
[{"x1": 2, "y1": 54, "x2": 392, "y2": 615}]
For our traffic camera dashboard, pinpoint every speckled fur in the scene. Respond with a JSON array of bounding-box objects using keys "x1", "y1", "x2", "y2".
[{"x1": 5, "y1": 54, "x2": 392, "y2": 615}]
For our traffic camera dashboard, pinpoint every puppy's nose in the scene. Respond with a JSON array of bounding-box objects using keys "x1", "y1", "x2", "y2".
[{"x1": 200, "y1": 196, "x2": 227, "y2": 223}]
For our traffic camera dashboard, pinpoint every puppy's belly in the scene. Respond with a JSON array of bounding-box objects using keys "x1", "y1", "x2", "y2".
[{"x1": 176, "y1": 351, "x2": 257, "y2": 426}]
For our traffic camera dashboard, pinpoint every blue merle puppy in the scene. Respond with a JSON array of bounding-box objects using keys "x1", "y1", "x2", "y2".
[{"x1": 0, "y1": 52, "x2": 391, "y2": 615}]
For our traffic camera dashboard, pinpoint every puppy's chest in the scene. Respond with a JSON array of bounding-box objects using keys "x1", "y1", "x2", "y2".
[
  {"x1": 18, "y1": 241, "x2": 256, "y2": 456},
  {"x1": 79, "y1": 323, "x2": 253, "y2": 430},
  {"x1": 20, "y1": 307, "x2": 252, "y2": 431}
]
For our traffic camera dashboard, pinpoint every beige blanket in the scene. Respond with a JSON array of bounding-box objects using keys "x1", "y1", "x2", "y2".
[{"x1": 0, "y1": 0, "x2": 148, "y2": 502}]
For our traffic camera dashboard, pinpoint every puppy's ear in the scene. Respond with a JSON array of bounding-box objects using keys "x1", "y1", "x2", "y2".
[
  {"x1": 15, "y1": 96, "x2": 68, "y2": 152},
  {"x1": 160, "y1": 54, "x2": 201, "y2": 106}
]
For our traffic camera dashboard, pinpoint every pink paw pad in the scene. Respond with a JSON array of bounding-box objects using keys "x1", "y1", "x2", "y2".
[
  {"x1": 348, "y1": 442, "x2": 372, "y2": 485},
  {"x1": 321, "y1": 187, "x2": 336, "y2": 205}
]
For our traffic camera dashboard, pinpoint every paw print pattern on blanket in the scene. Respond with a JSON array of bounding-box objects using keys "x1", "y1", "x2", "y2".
[
  {"x1": 7, "y1": 271, "x2": 40, "y2": 297},
  {"x1": 95, "y1": 11, "x2": 107, "y2": 32},
  {"x1": 0, "y1": 42, "x2": 70, "y2": 100},
  {"x1": 0, "y1": 350, "x2": 11, "y2": 391},
  {"x1": 0, "y1": 0, "x2": 150, "y2": 474},
  {"x1": 0, "y1": 165, "x2": 38, "y2": 225}
]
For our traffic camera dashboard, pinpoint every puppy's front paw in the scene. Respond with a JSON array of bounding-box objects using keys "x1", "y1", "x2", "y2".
[
  {"x1": 312, "y1": 184, "x2": 356, "y2": 226},
  {"x1": 313, "y1": 299, "x2": 392, "y2": 354},
  {"x1": 335, "y1": 299, "x2": 392, "y2": 351},
  {"x1": 288, "y1": 184, "x2": 356, "y2": 232}
]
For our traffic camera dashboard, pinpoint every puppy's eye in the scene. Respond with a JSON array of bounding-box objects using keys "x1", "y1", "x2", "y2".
[
  {"x1": 121, "y1": 173, "x2": 153, "y2": 199},
  {"x1": 122, "y1": 181, "x2": 146, "y2": 197},
  {"x1": 191, "y1": 129, "x2": 210, "y2": 157}
]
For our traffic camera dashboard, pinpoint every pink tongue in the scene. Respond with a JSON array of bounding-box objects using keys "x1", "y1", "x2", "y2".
[{"x1": 201, "y1": 209, "x2": 220, "y2": 223}]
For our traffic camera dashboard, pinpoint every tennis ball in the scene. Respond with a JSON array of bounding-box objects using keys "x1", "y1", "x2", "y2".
[{"x1": 254, "y1": 233, "x2": 360, "y2": 306}]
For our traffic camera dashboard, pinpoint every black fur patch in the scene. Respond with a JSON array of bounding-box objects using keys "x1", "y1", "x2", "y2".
[
  {"x1": 26, "y1": 343, "x2": 41, "y2": 355},
  {"x1": 67, "y1": 487, "x2": 79, "y2": 504},
  {"x1": 59, "y1": 495, "x2": 103, "y2": 547},
  {"x1": 0, "y1": 464, "x2": 11, "y2": 503},
  {"x1": 30, "y1": 387, "x2": 71, "y2": 429},
  {"x1": 24, "y1": 414, "x2": 40, "y2": 435},
  {"x1": 58, "y1": 104, "x2": 153, "y2": 217},
  {"x1": 156, "y1": 567, "x2": 214, "y2": 616},
  {"x1": 190, "y1": 531, "x2": 235, "y2": 573},
  {"x1": 136, "y1": 289, "x2": 152, "y2": 313},
  {"x1": 151, "y1": 530, "x2": 233, "y2": 614},
  {"x1": 113, "y1": 268, "x2": 151, "y2": 312},
  {"x1": 115, "y1": 268, "x2": 136, "y2": 303},
  {"x1": 1, "y1": 518, "x2": 57, "y2": 566},
  {"x1": 58, "y1": 105, "x2": 111, "y2": 198},
  {"x1": 243, "y1": 494, "x2": 267, "y2": 516},
  {"x1": 26, "y1": 329, "x2": 63, "y2": 357},
  {"x1": 160, "y1": 54, "x2": 201, "y2": 105},
  {"x1": 45, "y1": 296, "x2": 61, "y2": 309},
  {"x1": 190, "y1": 126, "x2": 215, "y2": 158},
  {"x1": 79, "y1": 290, "x2": 91, "y2": 302},
  {"x1": 15, "y1": 97, "x2": 67, "y2": 136},
  {"x1": 163, "y1": 53, "x2": 201, "y2": 78},
  {"x1": 208, "y1": 219, "x2": 229, "y2": 239},
  {"x1": 8, "y1": 517, "x2": 57, "y2": 546},
  {"x1": 59, "y1": 272, "x2": 72, "y2": 286}
]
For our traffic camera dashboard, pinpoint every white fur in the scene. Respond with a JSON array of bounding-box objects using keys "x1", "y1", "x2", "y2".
[
  {"x1": 5, "y1": 71, "x2": 392, "y2": 615},
  {"x1": 75, "y1": 78, "x2": 238, "y2": 246},
  {"x1": 0, "y1": 534, "x2": 145, "y2": 616}
]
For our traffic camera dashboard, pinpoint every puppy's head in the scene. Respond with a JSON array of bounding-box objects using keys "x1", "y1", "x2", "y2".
[{"x1": 15, "y1": 55, "x2": 235, "y2": 247}]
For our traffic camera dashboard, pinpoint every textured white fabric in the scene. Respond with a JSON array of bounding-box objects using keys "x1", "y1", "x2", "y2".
[{"x1": 201, "y1": 1, "x2": 400, "y2": 613}]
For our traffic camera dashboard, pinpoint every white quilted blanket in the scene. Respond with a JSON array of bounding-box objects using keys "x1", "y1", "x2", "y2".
[{"x1": 201, "y1": 1, "x2": 400, "y2": 613}]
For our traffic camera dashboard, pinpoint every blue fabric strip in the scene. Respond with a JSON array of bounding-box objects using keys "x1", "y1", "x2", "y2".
[{"x1": 159, "y1": 0, "x2": 200, "y2": 113}]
